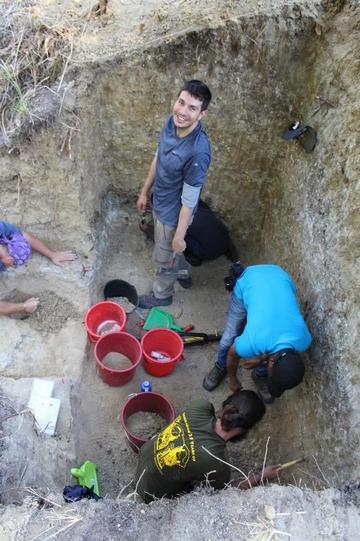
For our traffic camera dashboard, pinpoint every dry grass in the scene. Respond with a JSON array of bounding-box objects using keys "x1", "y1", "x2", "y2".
[
  {"x1": 28, "y1": 504, "x2": 82, "y2": 541},
  {"x1": 0, "y1": 1, "x2": 80, "y2": 143}
]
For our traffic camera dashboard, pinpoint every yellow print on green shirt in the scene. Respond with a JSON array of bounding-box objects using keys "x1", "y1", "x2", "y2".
[{"x1": 154, "y1": 413, "x2": 196, "y2": 473}]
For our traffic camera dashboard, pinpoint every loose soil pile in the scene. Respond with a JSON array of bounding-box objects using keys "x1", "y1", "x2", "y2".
[
  {"x1": 101, "y1": 352, "x2": 133, "y2": 370},
  {"x1": 106, "y1": 296, "x2": 136, "y2": 313},
  {"x1": 5, "y1": 288, "x2": 80, "y2": 334},
  {"x1": 127, "y1": 411, "x2": 167, "y2": 439}
]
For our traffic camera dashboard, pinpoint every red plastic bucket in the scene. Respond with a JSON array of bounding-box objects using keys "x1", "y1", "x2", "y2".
[
  {"x1": 84, "y1": 301, "x2": 127, "y2": 342},
  {"x1": 94, "y1": 332, "x2": 142, "y2": 386},
  {"x1": 141, "y1": 328, "x2": 184, "y2": 377},
  {"x1": 119, "y1": 391, "x2": 176, "y2": 452}
]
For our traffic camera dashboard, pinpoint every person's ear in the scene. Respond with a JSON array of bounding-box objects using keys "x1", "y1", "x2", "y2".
[{"x1": 199, "y1": 109, "x2": 208, "y2": 120}]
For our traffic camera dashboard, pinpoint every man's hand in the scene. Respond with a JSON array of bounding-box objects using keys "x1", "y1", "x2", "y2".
[
  {"x1": 262, "y1": 465, "x2": 281, "y2": 481},
  {"x1": 235, "y1": 464, "x2": 282, "y2": 490},
  {"x1": 239, "y1": 353, "x2": 268, "y2": 369},
  {"x1": 172, "y1": 235, "x2": 186, "y2": 254},
  {"x1": 0, "y1": 245, "x2": 14, "y2": 268},
  {"x1": 23, "y1": 297, "x2": 40, "y2": 313},
  {"x1": 50, "y1": 251, "x2": 77, "y2": 267},
  {"x1": 227, "y1": 345, "x2": 243, "y2": 392},
  {"x1": 137, "y1": 193, "x2": 148, "y2": 213},
  {"x1": 228, "y1": 378, "x2": 242, "y2": 393}
]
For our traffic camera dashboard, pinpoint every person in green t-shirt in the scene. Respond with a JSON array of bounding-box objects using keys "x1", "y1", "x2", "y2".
[{"x1": 134, "y1": 390, "x2": 280, "y2": 503}]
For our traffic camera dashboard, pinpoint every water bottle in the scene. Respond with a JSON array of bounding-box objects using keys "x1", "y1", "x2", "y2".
[{"x1": 140, "y1": 380, "x2": 152, "y2": 392}]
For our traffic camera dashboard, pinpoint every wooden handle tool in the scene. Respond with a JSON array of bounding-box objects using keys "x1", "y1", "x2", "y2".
[{"x1": 278, "y1": 458, "x2": 306, "y2": 471}]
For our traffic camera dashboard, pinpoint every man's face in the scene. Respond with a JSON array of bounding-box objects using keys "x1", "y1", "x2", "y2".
[
  {"x1": 0, "y1": 245, "x2": 14, "y2": 268},
  {"x1": 172, "y1": 90, "x2": 207, "y2": 133}
]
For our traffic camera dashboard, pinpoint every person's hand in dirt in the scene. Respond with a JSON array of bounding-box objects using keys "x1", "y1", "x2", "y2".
[
  {"x1": 23, "y1": 297, "x2": 40, "y2": 313},
  {"x1": 49, "y1": 251, "x2": 77, "y2": 267},
  {"x1": 0, "y1": 297, "x2": 39, "y2": 315},
  {"x1": 228, "y1": 378, "x2": 242, "y2": 393},
  {"x1": 233, "y1": 464, "x2": 281, "y2": 490},
  {"x1": 262, "y1": 464, "x2": 282, "y2": 481},
  {"x1": 23, "y1": 232, "x2": 76, "y2": 267}
]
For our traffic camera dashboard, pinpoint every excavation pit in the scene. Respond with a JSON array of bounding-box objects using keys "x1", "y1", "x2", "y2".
[{"x1": 0, "y1": 0, "x2": 359, "y2": 538}]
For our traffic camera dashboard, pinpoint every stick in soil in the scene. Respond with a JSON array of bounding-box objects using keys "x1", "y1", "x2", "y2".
[{"x1": 278, "y1": 458, "x2": 306, "y2": 471}]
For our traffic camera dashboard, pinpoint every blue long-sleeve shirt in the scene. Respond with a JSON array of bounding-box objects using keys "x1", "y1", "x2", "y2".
[{"x1": 0, "y1": 221, "x2": 19, "y2": 238}]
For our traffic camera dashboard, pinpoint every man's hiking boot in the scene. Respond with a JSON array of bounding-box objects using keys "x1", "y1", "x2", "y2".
[
  {"x1": 177, "y1": 277, "x2": 193, "y2": 289},
  {"x1": 138, "y1": 293, "x2": 173, "y2": 309},
  {"x1": 251, "y1": 371, "x2": 275, "y2": 404},
  {"x1": 203, "y1": 364, "x2": 227, "y2": 391}
]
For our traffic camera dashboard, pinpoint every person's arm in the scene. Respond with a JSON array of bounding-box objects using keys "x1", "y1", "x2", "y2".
[
  {"x1": 227, "y1": 343, "x2": 269, "y2": 389},
  {"x1": 172, "y1": 205, "x2": 193, "y2": 253},
  {"x1": 231, "y1": 465, "x2": 281, "y2": 490},
  {"x1": 173, "y1": 151, "x2": 210, "y2": 253},
  {"x1": 0, "y1": 297, "x2": 39, "y2": 315},
  {"x1": 226, "y1": 345, "x2": 243, "y2": 392},
  {"x1": 137, "y1": 153, "x2": 157, "y2": 213},
  {"x1": 23, "y1": 232, "x2": 76, "y2": 267}
]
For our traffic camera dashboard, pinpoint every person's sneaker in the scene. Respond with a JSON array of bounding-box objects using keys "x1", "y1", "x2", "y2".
[
  {"x1": 138, "y1": 293, "x2": 173, "y2": 309},
  {"x1": 251, "y1": 371, "x2": 275, "y2": 404},
  {"x1": 203, "y1": 364, "x2": 227, "y2": 391},
  {"x1": 177, "y1": 277, "x2": 193, "y2": 289}
]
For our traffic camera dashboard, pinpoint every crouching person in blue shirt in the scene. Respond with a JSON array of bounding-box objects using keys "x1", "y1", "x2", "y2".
[
  {"x1": 137, "y1": 80, "x2": 212, "y2": 309},
  {"x1": 0, "y1": 220, "x2": 76, "y2": 316},
  {"x1": 203, "y1": 264, "x2": 312, "y2": 403}
]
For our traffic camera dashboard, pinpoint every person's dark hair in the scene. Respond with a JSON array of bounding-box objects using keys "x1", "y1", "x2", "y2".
[
  {"x1": 220, "y1": 390, "x2": 265, "y2": 432},
  {"x1": 180, "y1": 80, "x2": 212, "y2": 111}
]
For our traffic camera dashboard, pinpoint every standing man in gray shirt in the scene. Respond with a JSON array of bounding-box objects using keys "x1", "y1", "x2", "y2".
[{"x1": 137, "y1": 80, "x2": 212, "y2": 309}]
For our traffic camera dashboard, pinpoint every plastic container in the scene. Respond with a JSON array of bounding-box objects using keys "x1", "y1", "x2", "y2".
[
  {"x1": 140, "y1": 381, "x2": 152, "y2": 392},
  {"x1": 141, "y1": 328, "x2": 184, "y2": 377},
  {"x1": 103, "y1": 280, "x2": 139, "y2": 313},
  {"x1": 119, "y1": 391, "x2": 176, "y2": 452},
  {"x1": 84, "y1": 301, "x2": 127, "y2": 342},
  {"x1": 94, "y1": 332, "x2": 142, "y2": 386}
]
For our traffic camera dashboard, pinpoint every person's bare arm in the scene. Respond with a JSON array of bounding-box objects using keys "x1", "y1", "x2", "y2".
[
  {"x1": 0, "y1": 297, "x2": 39, "y2": 315},
  {"x1": 172, "y1": 205, "x2": 193, "y2": 253},
  {"x1": 231, "y1": 465, "x2": 281, "y2": 490},
  {"x1": 239, "y1": 353, "x2": 268, "y2": 369},
  {"x1": 23, "y1": 232, "x2": 76, "y2": 267},
  {"x1": 137, "y1": 153, "x2": 157, "y2": 213},
  {"x1": 226, "y1": 345, "x2": 242, "y2": 392}
]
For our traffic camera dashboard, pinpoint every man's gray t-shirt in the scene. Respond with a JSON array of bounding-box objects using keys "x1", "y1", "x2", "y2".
[{"x1": 153, "y1": 114, "x2": 211, "y2": 227}]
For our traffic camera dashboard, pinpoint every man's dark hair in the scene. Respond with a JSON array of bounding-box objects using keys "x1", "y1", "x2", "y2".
[
  {"x1": 220, "y1": 390, "x2": 265, "y2": 432},
  {"x1": 180, "y1": 80, "x2": 212, "y2": 111}
]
